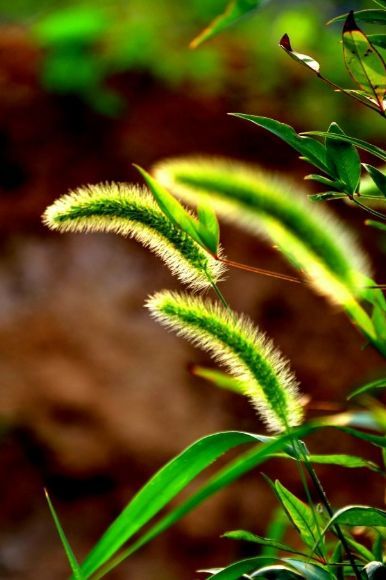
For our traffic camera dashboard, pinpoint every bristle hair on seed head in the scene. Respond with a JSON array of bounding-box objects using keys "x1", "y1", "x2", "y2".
[
  {"x1": 43, "y1": 182, "x2": 226, "y2": 291},
  {"x1": 146, "y1": 290, "x2": 304, "y2": 433},
  {"x1": 153, "y1": 156, "x2": 371, "y2": 304}
]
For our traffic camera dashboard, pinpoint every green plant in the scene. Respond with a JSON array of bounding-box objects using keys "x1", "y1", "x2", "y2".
[{"x1": 42, "y1": 1, "x2": 386, "y2": 579}]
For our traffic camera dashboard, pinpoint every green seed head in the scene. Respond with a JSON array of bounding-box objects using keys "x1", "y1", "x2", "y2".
[
  {"x1": 153, "y1": 157, "x2": 371, "y2": 305},
  {"x1": 43, "y1": 183, "x2": 226, "y2": 291},
  {"x1": 147, "y1": 290, "x2": 304, "y2": 433}
]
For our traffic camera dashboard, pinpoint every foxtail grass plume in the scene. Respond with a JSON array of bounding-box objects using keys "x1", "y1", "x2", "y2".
[
  {"x1": 147, "y1": 290, "x2": 304, "y2": 432},
  {"x1": 153, "y1": 157, "x2": 371, "y2": 306},
  {"x1": 43, "y1": 183, "x2": 226, "y2": 291}
]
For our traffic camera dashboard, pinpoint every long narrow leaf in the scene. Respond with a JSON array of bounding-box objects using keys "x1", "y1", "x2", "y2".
[
  {"x1": 301, "y1": 132, "x2": 386, "y2": 162},
  {"x1": 223, "y1": 530, "x2": 307, "y2": 557},
  {"x1": 347, "y1": 377, "x2": 386, "y2": 400},
  {"x1": 45, "y1": 490, "x2": 84, "y2": 580},
  {"x1": 190, "y1": 0, "x2": 267, "y2": 49},
  {"x1": 78, "y1": 431, "x2": 285, "y2": 578},
  {"x1": 230, "y1": 114, "x2": 328, "y2": 171},
  {"x1": 93, "y1": 428, "x2": 312, "y2": 578}
]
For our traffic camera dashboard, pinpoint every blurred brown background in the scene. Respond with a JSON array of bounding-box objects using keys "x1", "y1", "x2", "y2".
[{"x1": 0, "y1": 0, "x2": 384, "y2": 578}]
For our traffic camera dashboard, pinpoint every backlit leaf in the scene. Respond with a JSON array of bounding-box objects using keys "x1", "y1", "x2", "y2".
[
  {"x1": 322, "y1": 506, "x2": 386, "y2": 535},
  {"x1": 191, "y1": 366, "x2": 246, "y2": 394},
  {"x1": 274, "y1": 480, "x2": 321, "y2": 549},
  {"x1": 329, "y1": 10, "x2": 386, "y2": 26},
  {"x1": 134, "y1": 165, "x2": 204, "y2": 247},
  {"x1": 231, "y1": 114, "x2": 328, "y2": 171},
  {"x1": 325, "y1": 123, "x2": 361, "y2": 194},
  {"x1": 363, "y1": 165, "x2": 386, "y2": 196},
  {"x1": 347, "y1": 377, "x2": 386, "y2": 400},
  {"x1": 283, "y1": 559, "x2": 330, "y2": 580},
  {"x1": 301, "y1": 131, "x2": 386, "y2": 162},
  {"x1": 279, "y1": 34, "x2": 320, "y2": 73},
  {"x1": 206, "y1": 556, "x2": 292, "y2": 579},
  {"x1": 366, "y1": 220, "x2": 386, "y2": 231},
  {"x1": 190, "y1": 0, "x2": 267, "y2": 49},
  {"x1": 197, "y1": 204, "x2": 220, "y2": 254},
  {"x1": 223, "y1": 530, "x2": 307, "y2": 557},
  {"x1": 77, "y1": 431, "x2": 291, "y2": 578},
  {"x1": 342, "y1": 11, "x2": 386, "y2": 112},
  {"x1": 367, "y1": 34, "x2": 386, "y2": 50}
]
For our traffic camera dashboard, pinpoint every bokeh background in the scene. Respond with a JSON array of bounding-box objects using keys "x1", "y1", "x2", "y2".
[{"x1": 0, "y1": 0, "x2": 385, "y2": 578}]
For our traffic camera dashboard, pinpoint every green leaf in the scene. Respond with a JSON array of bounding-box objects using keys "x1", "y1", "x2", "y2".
[
  {"x1": 366, "y1": 219, "x2": 386, "y2": 231},
  {"x1": 78, "y1": 431, "x2": 285, "y2": 578},
  {"x1": 301, "y1": 131, "x2": 386, "y2": 162},
  {"x1": 249, "y1": 565, "x2": 302, "y2": 578},
  {"x1": 45, "y1": 490, "x2": 84, "y2": 580},
  {"x1": 134, "y1": 165, "x2": 205, "y2": 248},
  {"x1": 95, "y1": 429, "x2": 311, "y2": 577},
  {"x1": 206, "y1": 556, "x2": 289, "y2": 579},
  {"x1": 223, "y1": 530, "x2": 307, "y2": 557},
  {"x1": 231, "y1": 114, "x2": 328, "y2": 172},
  {"x1": 191, "y1": 366, "x2": 246, "y2": 394},
  {"x1": 342, "y1": 11, "x2": 386, "y2": 113},
  {"x1": 325, "y1": 123, "x2": 361, "y2": 194},
  {"x1": 372, "y1": 0, "x2": 386, "y2": 8},
  {"x1": 347, "y1": 377, "x2": 386, "y2": 400},
  {"x1": 261, "y1": 507, "x2": 289, "y2": 558},
  {"x1": 197, "y1": 204, "x2": 220, "y2": 254},
  {"x1": 274, "y1": 480, "x2": 321, "y2": 549},
  {"x1": 279, "y1": 34, "x2": 320, "y2": 73},
  {"x1": 304, "y1": 174, "x2": 339, "y2": 188},
  {"x1": 367, "y1": 34, "x2": 386, "y2": 50},
  {"x1": 328, "y1": 10, "x2": 386, "y2": 26},
  {"x1": 372, "y1": 533, "x2": 384, "y2": 561},
  {"x1": 326, "y1": 505, "x2": 386, "y2": 530},
  {"x1": 313, "y1": 507, "x2": 386, "y2": 556},
  {"x1": 283, "y1": 559, "x2": 330, "y2": 580},
  {"x1": 308, "y1": 192, "x2": 347, "y2": 201},
  {"x1": 363, "y1": 165, "x2": 386, "y2": 196},
  {"x1": 276, "y1": 452, "x2": 381, "y2": 472},
  {"x1": 190, "y1": 0, "x2": 267, "y2": 49},
  {"x1": 345, "y1": 536, "x2": 376, "y2": 563}
]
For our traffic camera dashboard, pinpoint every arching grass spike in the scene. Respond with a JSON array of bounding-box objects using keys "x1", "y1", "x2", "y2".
[
  {"x1": 147, "y1": 290, "x2": 304, "y2": 433},
  {"x1": 43, "y1": 183, "x2": 226, "y2": 291}
]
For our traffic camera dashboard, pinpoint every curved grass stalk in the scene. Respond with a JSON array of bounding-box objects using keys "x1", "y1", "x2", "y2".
[
  {"x1": 147, "y1": 290, "x2": 304, "y2": 433},
  {"x1": 153, "y1": 158, "x2": 372, "y2": 298},
  {"x1": 43, "y1": 183, "x2": 226, "y2": 291}
]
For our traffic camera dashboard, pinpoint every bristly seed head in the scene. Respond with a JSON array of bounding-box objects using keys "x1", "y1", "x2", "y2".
[
  {"x1": 147, "y1": 290, "x2": 304, "y2": 433},
  {"x1": 153, "y1": 157, "x2": 371, "y2": 305},
  {"x1": 43, "y1": 183, "x2": 226, "y2": 291}
]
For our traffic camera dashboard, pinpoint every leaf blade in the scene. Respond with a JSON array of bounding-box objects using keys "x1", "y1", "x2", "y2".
[
  {"x1": 231, "y1": 114, "x2": 328, "y2": 171},
  {"x1": 190, "y1": 0, "x2": 267, "y2": 49},
  {"x1": 45, "y1": 490, "x2": 84, "y2": 580},
  {"x1": 300, "y1": 131, "x2": 386, "y2": 162},
  {"x1": 78, "y1": 431, "x2": 284, "y2": 578},
  {"x1": 342, "y1": 11, "x2": 386, "y2": 112}
]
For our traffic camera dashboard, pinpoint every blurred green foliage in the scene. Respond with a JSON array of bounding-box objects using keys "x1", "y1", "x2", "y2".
[{"x1": 0, "y1": 0, "x2": 382, "y2": 133}]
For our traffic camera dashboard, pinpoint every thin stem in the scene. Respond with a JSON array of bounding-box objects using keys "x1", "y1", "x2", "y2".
[
  {"x1": 316, "y1": 72, "x2": 384, "y2": 117},
  {"x1": 350, "y1": 196, "x2": 386, "y2": 220},
  {"x1": 288, "y1": 437, "x2": 333, "y2": 573},
  {"x1": 218, "y1": 257, "x2": 302, "y2": 284},
  {"x1": 299, "y1": 442, "x2": 363, "y2": 580}
]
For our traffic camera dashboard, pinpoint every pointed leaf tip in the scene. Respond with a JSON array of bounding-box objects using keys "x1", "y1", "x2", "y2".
[{"x1": 279, "y1": 33, "x2": 292, "y2": 50}]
